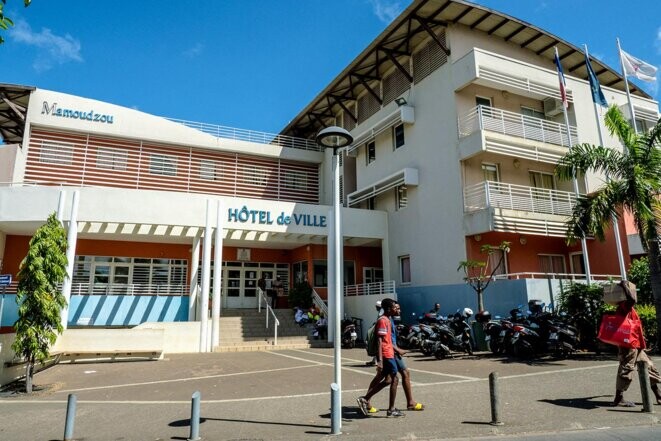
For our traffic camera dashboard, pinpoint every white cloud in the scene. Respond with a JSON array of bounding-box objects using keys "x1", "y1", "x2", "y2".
[
  {"x1": 183, "y1": 43, "x2": 204, "y2": 58},
  {"x1": 656, "y1": 27, "x2": 661, "y2": 54},
  {"x1": 369, "y1": 0, "x2": 403, "y2": 24},
  {"x1": 11, "y1": 19, "x2": 83, "y2": 72}
]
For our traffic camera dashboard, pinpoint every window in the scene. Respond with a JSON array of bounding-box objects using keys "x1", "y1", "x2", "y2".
[
  {"x1": 40, "y1": 141, "x2": 73, "y2": 165},
  {"x1": 538, "y1": 254, "x2": 566, "y2": 275},
  {"x1": 283, "y1": 170, "x2": 307, "y2": 190},
  {"x1": 150, "y1": 153, "x2": 177, "y2": 176},
  {"x1": 363, "y1": 267, "x2": 384, "y2": 284},
  {"x1": 475, "y1": 96, "x2": 492, "y2": 108},
  {"x1": 396, "y1": 185, "x2": 408, "y2": 210},
  {"x1": 243, "y1": 165, "x2": 268, "y2": 186},
  {"x1": 399, "y1": 255, "x2": 411, "y2": 284},
  {"x1": 570, "y1": 252, "x2": 586, "y2": 276},
  {"x1": 366, "y1": 141, "x2": 376, "y2": 165},
  {"x1": 488, "y1": 249, "x2": 507, "y2": 276},
  {"x1": 313, "y1": 260, "x2": 327, "y2": 287},
  {"x1": 529, "y1": 171, "x2": 555, "y2": 190},
  {"x1": 199, "y1": 159, "x2": 217, "y2": 180},
  {"x1": 521, "y1": 106, "x2": 545, "y2": 120},
  {"x1": 293, "y1": 261, "x2": 307, "y2": 284},
  {"x1": 366, "y1": 197, "x2": 375, "y2": 210},
  {"x1": 635, "y1": 118, "x2": 651, "y2": 133},
  {"x1": 482, "y1": 163, "x2": 499, "y2": 182},
  {"x1": 97, "y1": 147, "x2": 128, "y2": 170},
  {"x1": 393, "y1": 123, "x2": 405, "y2": 149}
]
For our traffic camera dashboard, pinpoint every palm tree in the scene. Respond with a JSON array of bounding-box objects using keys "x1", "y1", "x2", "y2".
[{"x1": 555, "y1": 105, "x2": 661, "y2": 350}]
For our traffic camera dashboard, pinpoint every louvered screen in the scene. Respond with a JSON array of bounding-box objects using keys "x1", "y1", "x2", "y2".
[
  {"x1": 357, "y1": 92, "x2": 381, "y2": 125},
  {"x1": 383, "y1": 67, "x2": 411, "y2": 105},
  {"x1": 413, "y1": 31, "x2": 448, "y2": 84}
]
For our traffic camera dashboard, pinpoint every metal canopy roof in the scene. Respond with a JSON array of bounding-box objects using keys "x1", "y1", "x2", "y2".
[
  {"x1": 281, "y1": 0, "x2": 651, "y2": 140},
  {"x1": 0, "y1": 83, "x2": 34, "y2": 144}
]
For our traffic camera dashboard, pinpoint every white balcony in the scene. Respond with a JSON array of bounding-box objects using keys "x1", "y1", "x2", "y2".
[
  {"x1": 344, "y1": 281, "x2": 396, "y2": 297},
  {"x1": 463, "y1": 181, "x2": 578, "y2": 237},
  {"x1": 457, "y1": 106, "x2": 578, "y2": 163},
  {"x1": 452, "y1": 48, "x2": 573, "y2": 104}
]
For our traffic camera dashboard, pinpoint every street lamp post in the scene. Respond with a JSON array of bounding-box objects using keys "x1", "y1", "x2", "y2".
[{"x1": 316, "y1": 126, "x2": 353, "y2": 435}]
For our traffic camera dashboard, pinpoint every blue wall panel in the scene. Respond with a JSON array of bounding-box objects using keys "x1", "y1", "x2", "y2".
[{"x1": 0, "y1": 294, "x2": 188, "y2": 327}]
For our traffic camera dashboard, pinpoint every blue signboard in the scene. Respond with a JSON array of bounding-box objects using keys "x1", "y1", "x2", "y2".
[{"x1": 0, "y1": 274, "x2": 12, "y2": 286}]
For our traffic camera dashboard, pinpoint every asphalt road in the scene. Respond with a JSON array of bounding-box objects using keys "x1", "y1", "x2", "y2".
[{"x1": 1, "y1": 348, "x2": 660, "y2": 440}]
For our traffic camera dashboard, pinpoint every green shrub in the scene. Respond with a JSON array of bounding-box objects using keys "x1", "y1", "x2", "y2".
[
  {"x1": 636, "y1": 304, "x2": 657, "y2": 346},
  {"x1": 288, "y1": 281, "x2": 313, "y2": 309},
  {"x1": 558, "y1": 281, "x2": 657, "y2": 349},
  {"x1": 628, "y1": 257, "x2": 654, "y2": 305}
]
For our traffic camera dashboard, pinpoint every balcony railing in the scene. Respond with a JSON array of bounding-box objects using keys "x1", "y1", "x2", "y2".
[
  {"x1": 464, "y1": 181, "x2": 578, "y2": 217},
  {"x1": 458, "y1": 105, "x2": 578, "y2": 148},
  {"x1": 494, "y1": 272, "x2": 622, "y2": 282},
  {"x1": 344, "y1": 281, "x2": 396, "y2": 297},
  {"x1": 164, "y1": 118, "x2": 321, "y2": 152}
]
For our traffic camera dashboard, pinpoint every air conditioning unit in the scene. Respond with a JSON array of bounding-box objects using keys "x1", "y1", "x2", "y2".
[{"x1": 543, "y1": 97, "x2": 564, "y2": 117}]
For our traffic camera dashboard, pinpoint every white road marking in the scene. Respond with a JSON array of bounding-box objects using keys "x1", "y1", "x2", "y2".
[
  {"x1": 56, "y1": 363, "x2": 319, "y2": 394},
  {"x1": 266, "y1": 350, "x2": 377, "y2": 377},
  {"x1": 288, "y1": 349, "x2": 479, "y2": 380}
]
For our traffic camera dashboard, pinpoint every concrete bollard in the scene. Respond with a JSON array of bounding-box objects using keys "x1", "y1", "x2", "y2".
[
  {"x1": 489, "y1": 372, "x2": 504, "y2": 426},
  {"x1": 188, "y1": 391, "x2": 201, "y2": 441},
  {"x1": 63, "y1": 393, "x2": 77, "y2": 441},
  {"x1": 330, "y1": 383, "x2": 341, "y2": 435},
  {"x1": 637, "y1": 360, "x2": 654, "y2": 413}
]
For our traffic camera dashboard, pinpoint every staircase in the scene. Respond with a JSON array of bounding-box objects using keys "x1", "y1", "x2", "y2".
[{"x1": 214, "y1": 309, "x2": 331, "y2": 352}]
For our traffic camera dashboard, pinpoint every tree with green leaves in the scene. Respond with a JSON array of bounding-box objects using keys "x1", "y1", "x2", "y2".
[
  {"x1": 0, "y1": 0, "x2": 32, "y2": 44},
  {"x1": 458, "y1": 241, "x2": 511, "y2": 312},
  {"x1": 12, "y1": 212, "x2": 68, "y2": 393},
  {"x1": 555, "y1": 105, "x2": 661, "y2": 350}
]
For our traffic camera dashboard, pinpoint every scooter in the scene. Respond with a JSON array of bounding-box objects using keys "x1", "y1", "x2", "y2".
[{"x1": 341, "y1": 318, "x2": 358, "y2": 348}]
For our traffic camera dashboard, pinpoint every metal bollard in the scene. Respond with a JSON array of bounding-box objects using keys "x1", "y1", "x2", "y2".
[
  {"x1": 489, "y1": 372, "x2": 504, "y2": 426},
  {"x1": 330, "y1": 383, "x2": 341, "y2": 435},
  {"x1": 188, "y1": 391, "x2": 201, "y2": 441},
  {"x1": 63, "y1": 393, "x2": 77, "y2": 441},
  {"x1": 637, "y1": 360, "x2": 654, "y2": 413}
]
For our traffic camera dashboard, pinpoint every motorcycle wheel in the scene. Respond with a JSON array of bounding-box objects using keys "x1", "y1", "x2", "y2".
[
  {"x1": 465, "y1": 342, "x2": 473, "y2": 356},
  {"x1": 434, "y1": 350, "x2": 447, "y2": 360},
  {"x1": 421, "y1": 345, "x2": 433, "y2": 356}
]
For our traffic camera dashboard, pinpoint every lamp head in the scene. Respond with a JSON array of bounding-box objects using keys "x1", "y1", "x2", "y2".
[
  {"x1": 395, "y1": 97, "x2": 407, "y2": 106},
  {"x1": 316, "y1": 126, "x2": 354, "y2": 155}
]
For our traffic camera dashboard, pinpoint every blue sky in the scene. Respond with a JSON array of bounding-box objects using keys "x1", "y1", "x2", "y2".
[{"x1": 2, "y1": 0, "x2": 660, "y2": 134}]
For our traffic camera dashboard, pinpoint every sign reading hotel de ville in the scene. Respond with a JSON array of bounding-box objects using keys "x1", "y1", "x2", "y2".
[
  {"x1": 41, "y1": 101, "x2": 115, "y2": 124},
  {"x1": 228, "y1": 206, "x2": 326, "y2": 228}
]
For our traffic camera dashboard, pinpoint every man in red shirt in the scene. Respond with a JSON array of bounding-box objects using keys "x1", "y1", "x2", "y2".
[{"x1": 357, "y1": 298, "x2": 403, "y2": 417}]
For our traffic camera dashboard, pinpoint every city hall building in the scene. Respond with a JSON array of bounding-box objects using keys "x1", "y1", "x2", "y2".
[{"x1": 0, "y1": 0, "x2": 659, "y2": 345}]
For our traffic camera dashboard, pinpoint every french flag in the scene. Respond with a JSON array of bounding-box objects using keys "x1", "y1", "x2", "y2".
[{"x1": 554, "y1": 48, "x2": 569, "y2": 109}]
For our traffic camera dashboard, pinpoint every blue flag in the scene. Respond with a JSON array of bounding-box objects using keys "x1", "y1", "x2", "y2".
[{"x1": 585, "y1": 53, "x2": 608, "y2": 107}]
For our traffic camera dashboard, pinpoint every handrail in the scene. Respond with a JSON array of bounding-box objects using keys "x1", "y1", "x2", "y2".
[
  {"x1": 493, "y1": 272, "x2": 622, "y2": 282},
  {"x1": 163, "y1": 117, "x2": 321, "y2": 152},
  {"x1": 463, "y1": 181, "x2": 578, "y2": 217},
  {"x1": 343, "y1": 281, "x2": 396, "y2": 297},
  {"x1": 258, "y1": 288, "x2": 279, "y2": 345},
  {"x1": 458, "y1": 105, "x2": 578, "y2": 148},
  {"x1": 311, "y1": 289, "x2": 328, "y2": 317}
]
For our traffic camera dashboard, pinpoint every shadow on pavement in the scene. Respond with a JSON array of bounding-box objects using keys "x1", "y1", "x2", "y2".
[
  {"x1": 169, "y1": 416, "x2": 328, "y2": 430},
  {"x1": 539, "y1": 395, "x2": 612, "y2": 409}
]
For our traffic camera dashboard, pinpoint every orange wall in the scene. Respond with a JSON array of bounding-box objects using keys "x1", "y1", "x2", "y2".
[
  {"x1": 465, "y1": 219, "x2": 630, "y2": 276},
  {"x1": 3, "y1": 236, "x2": 383, "y2": 298}
]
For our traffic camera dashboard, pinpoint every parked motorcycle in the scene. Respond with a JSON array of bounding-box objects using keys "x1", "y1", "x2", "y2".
[
  {"x1": 432, "y1": 307, "x2": 474, "y2": 359},
  {"x1": 341, "y1": 318, "x2": 358, "y2": 348}
]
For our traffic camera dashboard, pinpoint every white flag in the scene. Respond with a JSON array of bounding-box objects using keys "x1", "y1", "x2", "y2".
[{"x1": 621, "y1": 49, "x2": 658, "y2": 82}]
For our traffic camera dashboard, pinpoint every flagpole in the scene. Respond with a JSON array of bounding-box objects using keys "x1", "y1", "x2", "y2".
[
  {"x1": 616, "y1": 38, "x2": 638, "y2": 134},
  {"x1": 555, "y1": 47, "x2": 592, "y2": 282},
  {"x1": 585, "y1": 44, "x2": 627, "y2": 281}
]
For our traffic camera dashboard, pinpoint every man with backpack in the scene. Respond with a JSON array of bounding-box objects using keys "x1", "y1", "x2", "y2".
[
  {"x1": 365, "y1": 300, "x2": 382, "y2": 366},
  {"x1": 357, "y1": 298, "x2": 404, "y2": 418}
]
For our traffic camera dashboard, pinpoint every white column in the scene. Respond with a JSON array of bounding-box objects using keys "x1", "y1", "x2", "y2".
[
  {"x1": 327, "y1": 207, "x2": 334, "y2": 343},
  {"x1": 188, "y1": 232, "x2": 201, "y2": 321},
  {"x1": 332, "y1": 154, "x2": 342, "y2": 393},
  {"x1": 61, "y1": 190, "x2": 80, "y2": 330},
  {"x1": 381, "y1": 235, "x2": 391, "y2": 283},
  {"x1": 199, "y1": 200, "x2": 212, "y2": 352},
  {"x1": 56, "y1": 190, "x2": 67, "y2": 222},
  {"x1": 211, "y1": 200, "x2": 224, "y2": 349}
]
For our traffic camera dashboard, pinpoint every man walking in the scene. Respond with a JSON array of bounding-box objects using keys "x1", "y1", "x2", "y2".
[{"x1": 357, "y1": 298, "x2": 404, "y2": 417}]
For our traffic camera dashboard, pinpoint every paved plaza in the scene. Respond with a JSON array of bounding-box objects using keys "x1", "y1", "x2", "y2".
[{"x1": 1, "y1": 348, "x2": 660, "y2": 440}]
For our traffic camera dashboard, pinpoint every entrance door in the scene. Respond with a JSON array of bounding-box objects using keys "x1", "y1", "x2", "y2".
[{"x1": 223, "y1": 265, "x2": 258, "y2": 309}]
